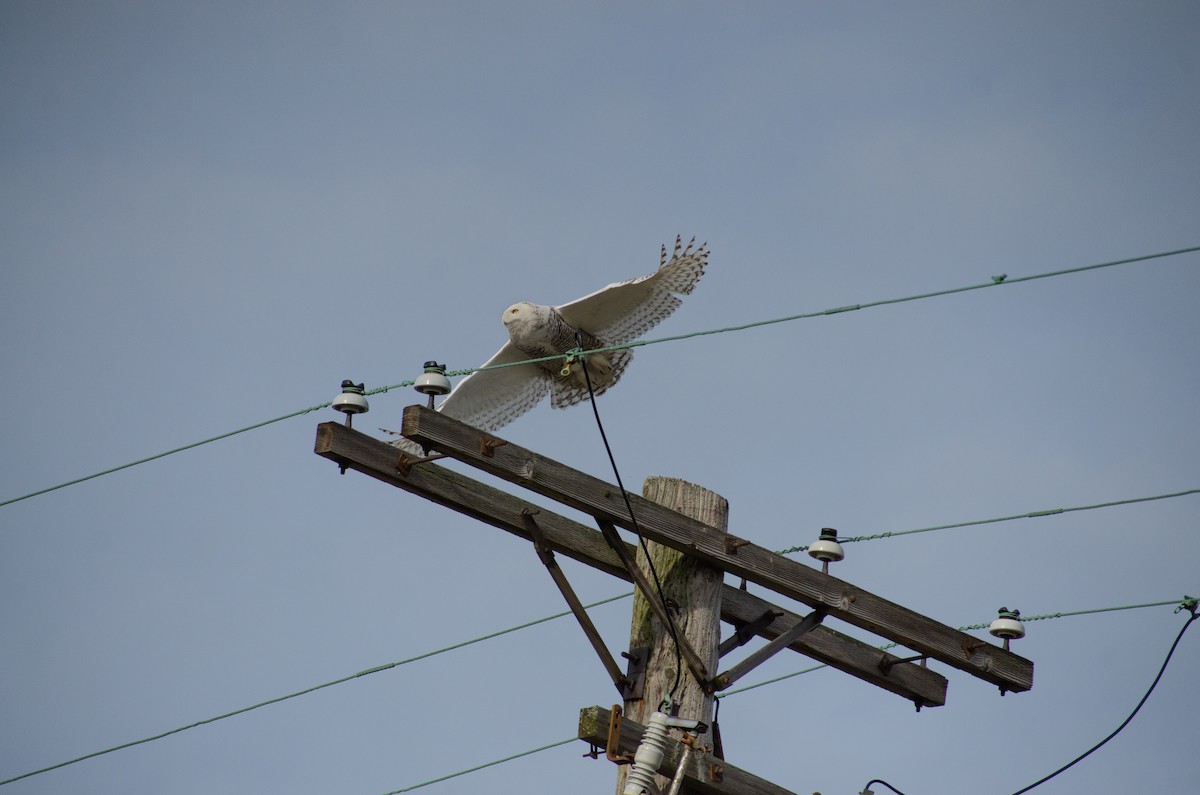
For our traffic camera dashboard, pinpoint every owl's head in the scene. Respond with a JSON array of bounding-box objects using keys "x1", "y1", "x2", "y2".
[{"x1": 502, "y1": 301, "x2": 547, "y2": 332}]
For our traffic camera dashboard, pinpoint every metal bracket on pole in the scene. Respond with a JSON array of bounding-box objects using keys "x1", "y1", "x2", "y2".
[
  {"x1": 708, "y1": 608, "x2": 828, "y2": 693},
  {"x1": 522, "y1": 510, "x2": 634, "y2": 698},
  {"x1": 393, "y1": 452, "x2": 447, "y2": 477},
  {"x1": 605, "y1": 704, "x2": 635, "y2": 765},
  {"x1": 621, "y1": 646, "x2": 649, "y2": 702},
  {"x1": 595, "y1": 519, "x2": 711, "y2": 687},
  {"x1": 878, "y1": 652, "x2": 930, "y2": 675},
  {"x1": 717, "y1": 609, "x2": 783, "y2": 658}
]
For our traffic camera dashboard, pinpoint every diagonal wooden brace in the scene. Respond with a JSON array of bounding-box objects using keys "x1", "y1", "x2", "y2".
[
  {"x1": 314, "y1": 422, "x2": 950, "y2": 710},
  {"x1": 595, "y1": 518, "x2": 711, "y2": 688},
  {"x1": 313, "y1": 421, "x2": 951, "y2": 706},
  {"x1": 717, "y1": 609, "x2": 783, "y2": 658},
  {"x1": 708, "y1": 608, "x2": 828, "y2": 693},
  {"x1": 398, "y1": 405, "x2": 1033, "y2": 693},
  {"x1": 522, "y1": 510, "x2": 634, "y2": 699}
]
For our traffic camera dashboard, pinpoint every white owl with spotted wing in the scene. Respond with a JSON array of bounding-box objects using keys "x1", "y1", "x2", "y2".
[{"x1": 392, "y1": 236, "x2": 707, "y2": 442}]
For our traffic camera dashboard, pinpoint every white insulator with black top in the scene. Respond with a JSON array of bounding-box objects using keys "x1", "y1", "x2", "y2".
[
  {"x1": 989, "y1": 607, "x2": 1025, "y2": 640},
  {"x1": 808, "y1": 527, "x2": 845, "y2": 563},
  {"x1": 332, "y1": 380, "x2": 369, "y2": 415},
  {"x1": 414, "y1": 361, "x2": 451, "y2": 396}
]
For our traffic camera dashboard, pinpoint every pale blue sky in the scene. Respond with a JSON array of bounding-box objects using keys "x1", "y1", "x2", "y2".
[{"x1": 2, "y1": 3, "x2": 1198, "y2": 794}]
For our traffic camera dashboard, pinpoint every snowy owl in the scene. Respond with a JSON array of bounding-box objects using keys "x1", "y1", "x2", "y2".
[{"x1": 389, "y1": 236, "x2": 707, "y2": 445}]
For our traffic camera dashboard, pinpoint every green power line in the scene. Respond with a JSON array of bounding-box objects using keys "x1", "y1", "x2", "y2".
[
  {"x1": 3, "y1": 482, "x2": 1195, "y2": 785},
  {"x1": 0, "y1": 594, "x2": 630, "y2": 788},
  {"x1": 2, "y1": 595, "x2": 1190, "y2": 789},
  {"x1": 776, "y1": 488, "x2": 1200, "y2": 555},
  {"x1": 377, "y1": 596, "x2": 1197, "y2": 795},
  {"x1": 3, "y1": 244, "x2": 1196, "y2": 510},
  {"x1": 716, "y1": 597, "x2": 1190, "y2": 698},
  {"x1": 380, "y1": 738, "x2": 578, "y2": 794}
]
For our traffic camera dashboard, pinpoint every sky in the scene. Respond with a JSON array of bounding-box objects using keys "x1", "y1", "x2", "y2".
[{"x1": 2, "y1": 2, "x2": 1198, "y2": 794}]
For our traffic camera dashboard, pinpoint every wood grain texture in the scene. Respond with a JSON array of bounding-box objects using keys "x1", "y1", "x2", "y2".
[
  {"x1": 313, "y1": 421, "x2": 949, "y2": 706},
  {"x1": 617, "y1": 476, "x2": 727, "y2": 795},
  {"x1": 400, "y1": 406, "x2": 1033, "y2": 692}
]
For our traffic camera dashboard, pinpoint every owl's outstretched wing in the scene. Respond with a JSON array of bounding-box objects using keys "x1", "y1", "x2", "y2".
[
  {"x1": 387, "y1": 235, "x2": 706, "y2": 448},
  {"x1": 435, "y1": 341, "x2": 553, "y2": 432},
  {"x1": 555, "y1": 236, "x2": 707, "y2": 344},
  {"x1": 386, "y1": 342, "x2": 551, "y2": 451}
]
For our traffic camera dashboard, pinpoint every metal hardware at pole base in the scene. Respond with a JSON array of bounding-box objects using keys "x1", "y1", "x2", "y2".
[
  {"x1": 621, "y1": 647, "x2": 649, "y2": 702},
  {"x1": 622, "y1": 711, "x2": 707, "y2": 795},
  {"x1": 606, "y1": 705, "x2": 635, "y2": 764},
  {"x1": 666, "y1": 739, "x2": 699, "y2": 795}
]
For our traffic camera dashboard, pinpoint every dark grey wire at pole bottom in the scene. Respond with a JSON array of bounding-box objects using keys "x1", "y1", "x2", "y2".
[
  {"x1": 860, "y1": 607, "x2": 1198, "y2": 795},
  {"x1": 573, "y1": 336, "x2": 686, "y2": 706}
]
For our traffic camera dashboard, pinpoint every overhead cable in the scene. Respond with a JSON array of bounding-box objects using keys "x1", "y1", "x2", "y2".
[
  {"x1": 715, "y1": 598, "x2": 1188, "y2": 698},
  {"x1": 860, "y1": 599, "x2": 1198, "y2": 795},
  {"x1": 387, "y1": 597, "x2": 1198, "y2": 795},
  {"x1": 380, "y1": 737, "x2": 577, "y2": 794},
  {"x1": 0, "y1": 594, "x2": 628, "y2": 787},
  {"x1": 776, "y1": 488, "x2": 1200, "y2": 555},
  {"x1": 2, "y1": 479, "x2": 1194, "y2": 784},
  {"x1": 577, "y1": 333, "x2": 686, "y2": 706},
  {"x1": 3, "y1": 244, "x2": 1195, "y2": 509},
  {"x1": 2, "y1": 596, "x2": 1186, "y2": 789}
]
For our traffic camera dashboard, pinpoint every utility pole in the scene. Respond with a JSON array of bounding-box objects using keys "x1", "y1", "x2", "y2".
[
  {"x1": 315, "y1": 405, "x2": 1035, "y2": 795},
  {"x1": 616, "y1": 477, "x2": 727, "y2": 795}
]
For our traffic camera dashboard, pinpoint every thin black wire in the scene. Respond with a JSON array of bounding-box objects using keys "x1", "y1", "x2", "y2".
[
  {"x1": 0, "y1": 593, "x2": 630, "y2": 788},
  {"x1": 863, "y1": 780, "x2": 910, "y2": 795},
  {"x1": 574, "y1": 336, "x2": 685, "y2": 705},
  {"x1": 859, "y1": 606, "x2": 1199, "y2": 795},
  {"x1": 1007, "y1": 607, "x2": 1198, "y2": 795},
  {"x1": 4, "y1": 244, "x2": 1196, "y2": 511},
  {"x1": 4, "y1": 596, "x2": 1188, "y2": 791}
]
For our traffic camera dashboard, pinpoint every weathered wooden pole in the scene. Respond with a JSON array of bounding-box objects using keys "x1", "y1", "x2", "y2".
[{"x1": 616, "y1": 476, "x2": 728, "y2": 795}]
